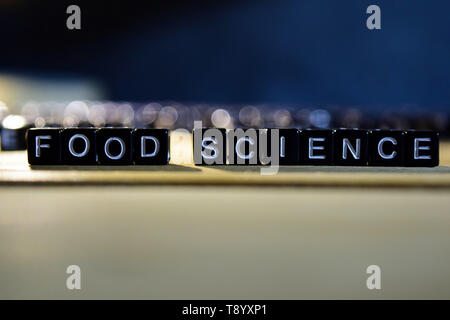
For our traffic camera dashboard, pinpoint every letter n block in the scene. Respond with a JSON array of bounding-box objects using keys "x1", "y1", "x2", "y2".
[{"x1": 333, "y1": 129, "x2": 368, "y2": 166}]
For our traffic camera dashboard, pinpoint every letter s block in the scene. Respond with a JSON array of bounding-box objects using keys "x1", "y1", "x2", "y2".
[
  {"x1": 193, "y1": 128, "x2": 227, "y2": 165},
  {"x1": 27, "y1": 128, "x2": 61, "y2": 165},
  {"x1": 61, "y1": 128, "x2": 97, "y2": 165},
  {"x1": 132, "y1": 129, "x2": 170, "y2": 165}
]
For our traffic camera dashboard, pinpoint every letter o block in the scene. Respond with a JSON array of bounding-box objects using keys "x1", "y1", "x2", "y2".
[
  {"x1": 96, "y1": 128, "x2": 132, "y2": 165},
  {"x1": 61, "y1": 128, "x2": 97, "y2": 165}
]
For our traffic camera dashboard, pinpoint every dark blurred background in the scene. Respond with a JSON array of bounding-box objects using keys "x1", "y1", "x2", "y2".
[
  {"x1": 0, "y1": 0, "x2": 449, "y2": 140},
  {"x1": 0, "y1": 0, "x2": 449, "y2": 108}
]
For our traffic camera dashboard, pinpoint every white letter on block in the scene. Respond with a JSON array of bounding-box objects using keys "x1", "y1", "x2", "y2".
[
  {"x1": 141, "y1": 136, "x2": 159, "y2": 157},
  {"x1": 343, "y1": 138, "x2": 361, "y2": 160},
  {"x1": 35, "y1": 135, "x2": 51, "y2": 157},
  {"x1": 235, "y1": 137, "x2": 255, "y2": 160},
  {"x1": 414, "y1": 138, "x2": 431, "y2": 160},
  {"x1": 308, "y1": 137, "x2": 325, "y2": 159},
  {"x1": 378, "y1": 137, "x2": 397, "y2": 159},
  {"x1": 104, "y1": 137, "x2": 125, "y2": 160},
  {"x1": 280, "y1": 136, "x2": 285, "y2": 158},
  {"x1": 201, "y1": 137, "x2": 218, "y2": 160},
  {"x1": 68, "y1": 134, "x2": 89, "y2": 157}
]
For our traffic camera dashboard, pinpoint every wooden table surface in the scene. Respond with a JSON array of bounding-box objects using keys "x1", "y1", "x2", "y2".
[{"x1": 1, "y1": 136, "x2": 449, "y2": 299}]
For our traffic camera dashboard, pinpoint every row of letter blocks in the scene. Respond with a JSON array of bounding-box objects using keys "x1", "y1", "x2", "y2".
[
  {"x1": 27, "y1": 128, "x2": 439, "y2": 167},
  {"x1": 194, "y1": 129, "x2": 439, "y2": 167},
  {"x1": 27, "y1": 128, "x2": 169, "y2": 165}
]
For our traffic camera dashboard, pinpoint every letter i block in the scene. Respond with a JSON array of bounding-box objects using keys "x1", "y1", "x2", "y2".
[
  {"x1": 333, "y1": 129, "x2": 368, "y2": 166},
  {"x1": 27, "y1": 128, "x2": 62, "y2": 165},
  {"x1": 96, "y1": 128, "x2": 133, "y2": 165},
  {"x1": 193, "y1": 128, "x2": 227, "y2": 165},
  {"x1": 404, "y1": 130, "x2": 439, "y2": 167},
  {"x1": 132, "y1": 129, "x2": 170, "y2": 165},
  {"x1": 264, "y1": 128, "x2": 300, "y2": 165},
  {"x1": 368, "y1": 130, "x2": 405, "y2": 166},
  {"x1": 299, "y1": 129, "x2": 333, "y2": 165},
  {"x1": 61, "y1": 128, "x2": 97, "y2": 165}
]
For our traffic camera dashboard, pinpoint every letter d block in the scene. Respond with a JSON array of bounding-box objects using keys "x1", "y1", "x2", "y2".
[
  {"x1": 404, "y1": 130, "x2": 439, "y2": 167},
  {"x1": 61, "y1": 128, "x2": 97, "y2": 165},
  {"x1": 193, "y1": 128, "x2": 226, "y2": 165},
  {"x1": 132, "y1": 129, "x2": 170, "y2": 165},
  {"x1": 27, "y1": 128, "x2": 61, "y2": 165},
  {"x1": 96, "y1": 128, "x2": 132, "y2": 165}
]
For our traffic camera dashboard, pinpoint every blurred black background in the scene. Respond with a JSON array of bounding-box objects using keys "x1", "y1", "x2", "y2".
[{"x1": 0, "y1": 0, "x2": 449, "y2": 111}]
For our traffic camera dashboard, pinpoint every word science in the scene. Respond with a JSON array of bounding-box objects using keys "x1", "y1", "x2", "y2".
[
  {"x1": 194, "y1": 128, "x2": 439, "y2": 167},
  {"x1": 27, "y1": 128, "x2": 439, "y2": 167}
]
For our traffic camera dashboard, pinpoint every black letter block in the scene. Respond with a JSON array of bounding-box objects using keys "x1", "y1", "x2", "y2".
[
  {"x1": 333, "y1": 129, "x2": 368, "y2": 166},
  {"x1": 404, "y1": 130, "x2": 439, "y2": 167},
  {"x1": 27, "y1": 128, "x2": 61, "y2": 165},
  {"x1": 368, "y1": 130, "x2": 405, "y2": 166},
  {"x1": 132, "y1": 129, "x2": 170, "y2": 165},
  {"x1": 96, "y1": 128, "x2": 133, "y2": 165},
  {"x1": 299, "y1": 129, "x2": 333, "y2": 165},
  {"x1": 263, "y1": 128, "x2": 299, "y2": 165},
  {"x1": 229, "y1": 128, "x2": 259, "y2": 165},
  {"x1": 61, "y1": 128, "x2": 97, "y2": 165},
  {"x1": 193, "y1": 128, "x2": 226, "y2": 165}
]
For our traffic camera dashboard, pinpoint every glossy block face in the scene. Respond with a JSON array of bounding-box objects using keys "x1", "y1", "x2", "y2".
[
  {"x1": 61, "y1": 128, "x2": 97, "y2": 165},
  {"x1": 404, "y1": 131, "x2": 439, "y2": 167},
  {"x1": 132, "y1": 129, "x2": 170, "y2": 165},
  {"x1": 228, "y1": 129, "x2": 259, "y2": 165},
  {"x1": 368, "y1": 130, "x2": 405, "y2": 166},
  {"x1": 264, "y1": 129, "x2": 300, "y2": 165},
  {"x1": 299, "y1": 130, "x2": 333, "y2": 165},
  {"x1": 333, "y1": 129, "x2": 369, "y2": 166},
  {"x1": 27, "y1": 128, "x2": 61, "y2": 165},
  {"x1": 96, "y1": 128, "x2": 133, "y2": 165},
  {"x1": 193, "y1": 128, "x2": 227, "y2": 165}
]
